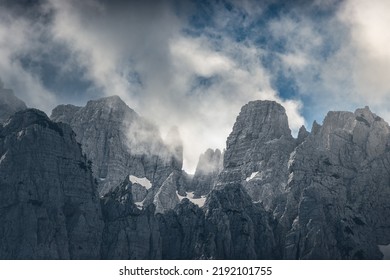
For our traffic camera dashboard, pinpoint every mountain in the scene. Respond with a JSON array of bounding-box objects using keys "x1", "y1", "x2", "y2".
[
  {"x1": 51, "y1": 96, "x2": 183, "y2": 197},
  {"x1": 0, "y1": 83, "x2": 27, "y2": 123},
  {"x1": 1, "y1": 91, "x2": 389, "y2": 260},
  {"x1": 214, "y1": 101, "x2": 390, "y2": 259},
  {"x1": 157, "y1": 183, "x2": 278, "y2": 259},
  {"x1": 280, "y1": 107, "x2": 390, "y2": 259},
  {"x1": 0, "y1": 109, "x2": 103, "y2": 259},
  {"x1": 190, "y1": 148, "x2": 223, "y2": 197},
  {"x1": 216, "y1": 100, "x2": 297, "y2": 213},
  {"x1": 100, "y1": 176, "x2": 161, "y2": 259}
]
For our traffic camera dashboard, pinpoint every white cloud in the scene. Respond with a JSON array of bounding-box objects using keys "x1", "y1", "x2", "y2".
[
  {"x1": 0, "y1": 7, "x2": 57, "y2": 111},
  {"x1": 267, "y1": 0, "x2": 390, "y2": 126},
  {"x1": 279, "y1": 52, "x2": 309, "y2": 70},
  {"x1": 48, "y1": 0, "x2": 138, "y2": 106},
  {"x1": 1, "y1": 0, "x2": 306, "y2": 173},
  {"x1": 338, "y1": 0, "x2": 390, "y2": 104},
  {"x1": 44, "y1": 0, "x2": 306, "y2": 172},
  {"x1": 163, "y1": 35, "x2": 305, "y2": 171},
  {"x1": 171, "y1": 37, "x2": 234, "y2": 77}
]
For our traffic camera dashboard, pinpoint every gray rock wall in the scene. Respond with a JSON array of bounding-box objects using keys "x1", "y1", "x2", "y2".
[
  {"x1": 217, "y1": 100, "x2": 296, "y2": 212},
  {"x1": 100, "y1": 177, "x2": 161, "y2": 259},
  {"x1": 157, "y1": 183, "x2": 278, "y2": 260},
  {"x1": 190, "y1": 148, "x2": 223, "y2": 197},
  {"x1": 0, "y1": 109, "x2": 103, "y2": 259},
  {"x1": 51, "y1": 96, "x2": 182, "y2": 195},
  {"x1": 1, "y1": 94, "x2": 389, "y2": 260},
  {"x1": 281, "y1": 107, "x2": 390, "y2": 259}
]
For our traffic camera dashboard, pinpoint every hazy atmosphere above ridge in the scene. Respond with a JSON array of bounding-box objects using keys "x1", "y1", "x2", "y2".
[{"x1": 1, "y1": 0, "x2": 390, "y2": 172}]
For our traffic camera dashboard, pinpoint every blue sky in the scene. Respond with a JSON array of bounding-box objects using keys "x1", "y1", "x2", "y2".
[{"x1": 1, "y1": 0, "x2": 390, "y2": 172}]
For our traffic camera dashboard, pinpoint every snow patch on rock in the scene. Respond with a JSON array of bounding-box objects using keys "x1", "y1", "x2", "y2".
[
  {"x1": 176, "y1": 191, "x2": 206, "y2": 207},
  {"x1": 245, "y1": 171, "x2": 259, "y2": 182},
  {"x1": 0, "y1": 152, "x2": 7, "y2": 166},
  {"x1": 129, "y1": 175, "x2": 152, "y2": 190},
  {"x1": 135, "y1": 199, "x2": 146, "y2": 210}
]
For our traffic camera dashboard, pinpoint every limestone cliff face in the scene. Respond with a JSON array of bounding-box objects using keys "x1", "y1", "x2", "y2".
[
  {"x1": 0, "y1": 85, "x2": 27, "y2": 123},
  {"x1": 2, "y1": 93, "x2": 390, "y2": 260},
  {"x1": 49, "y1": 104, "x2": 81, "y2": 124},
  {"x1": 51, "y1": 96, "x2": 182, "y2": 196},
  {"x1": 157, "y1": 183, "x2": 278, "y2": 259},
  {"x1": 100, "y1": 177, "x2": 161, "y2": 259},
  {"x1": 153, "y1": 172, "x2": 181, "y2": 214},
  {"x1": 202, "y1": 183, "x2": 278, "y2": 259},
  {"x1": 0, "y1": 109, "x2": 103, "y2": 259},
  {"x1": 281, "y1": 107, "x2": 390, "y2": 259},
  {"x1": 157, "y1": 198, "x2": 205, "y2": 259},
  {"x1": 224, "y1": 101, "x2": 292, "y2": 168},
  {"x1": 217, "y1": 100, "x2": 296, "y2": 212}
]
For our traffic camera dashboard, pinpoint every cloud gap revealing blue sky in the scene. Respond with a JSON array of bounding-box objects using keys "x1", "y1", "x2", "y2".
[{"x1": 1, "y1": 0, "x2": 390, "y2": 172}]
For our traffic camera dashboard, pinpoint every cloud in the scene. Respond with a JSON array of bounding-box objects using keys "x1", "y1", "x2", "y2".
[
  {"x1": 171, "y1": 37, "x2": 234, "y2": 77},
  {"x1": 0, "y1": 0, "x2": 307, "y2": 173},
  {"x1": 263, "y1": 0, "x2": 390, "y2": 126},
  {"x1": 47, "y1": 0, "x2": 139, "y2": 105},
  {"x1": 338, "y1": 0, "x2": 390, "y2": 104},
  {"x1": 0, "y1": 4, "x2": 57, "y2": 111},
  {"x1": 41, "y1": 0, "x2": 306, "y2": 172},
  {"x1": 158, "y1": 35, "x2": 305, "y2": 171}
]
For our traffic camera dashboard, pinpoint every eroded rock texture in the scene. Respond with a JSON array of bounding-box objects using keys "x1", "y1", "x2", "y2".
[
  {"x1": 281, "y1": 107, "x2": 390, "y2": 259},
  {"x1": 51, "y1": 96, "x2": 182, "y2": 195},
  {"x1": 157, "y1": 198, "x2": 205, "y2": 259},
  {"x1": 202, "y1": 183, "x2": 278, "y2": 259},
  {"x1": 157, "y1": 183, "x2": 278, "y2": 259},
  {"x1": 1, "y1": 92, "x2": 389, "y2": 260},
  {"x1": 190, "y1": 148, "x2": 223, "y2": 197},
  {"x1": 100, "y1": 177, "x2": 161, "y2": 259},
  {"x1": 217, "y1": 101, "x2": 296, "y2": 212},
  {"x1": 0, "y1": 109, "x2": 103, "y2": 259}
]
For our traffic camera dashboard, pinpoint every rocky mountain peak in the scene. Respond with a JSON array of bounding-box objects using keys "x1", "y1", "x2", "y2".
[
  {"x1": 354, "y1": 106, "x2": 379, "y2": 126},
  {"x1": 3, "y1": 108, "x2": 46, "y2": 126},
  {"x1": 1, "y1": 109, "x2": 63, "y2": 137},
  {"x1": 321, "y1": 111, "x2": 356, "y2": 134},
  {"x1": 195, "y1": 148, "x2": 223, "y2": 174},
  {"x1": 97, "y1": 95, "x2": 124, "y2": 104},
  {"x1": 81, "y1": 95, "x2": 138, "y2": 124},
  {"x1": 190, "y1": 148, "x2": 223, "y2": 197},
  {"x1": 88, "y1": 95, "x2": 128, "y2": 110},
  {"x1": 237, "y1": 100, "x2": 291, "y2": 137},
  {"x1": 224, "y1": 100, "x2": 292, "y2": 168},
  {"x1": 51, "y1": 95, "x2": 180, "y2": 196},
  {"x1": 0, "y1": 85, "x2": 27, "y2": 123},
  {"x1": 319, "y1": 106, "x2": 384, "y2": 137},
  {"x1": 311, "y1": 120, "x2": 321, "y2": 135},
  {"x1": 282, "y1": 106, "x2": 390, "y2": 259},
  {"x1": 312, "y1": 107, "x2": 390, "y2": 159},
  {"x1": 2, "y1": 88, "x2": 390, "y2": 260},
  {"x1": 297, "y1": 125, "x2": 309, "y2": 145},
  {"x1": 216, "y1": 100, "x2": 297, "y2": 212},
  {"x1": 50, "y1": 104, "x2": 82, "y2": 124}
]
